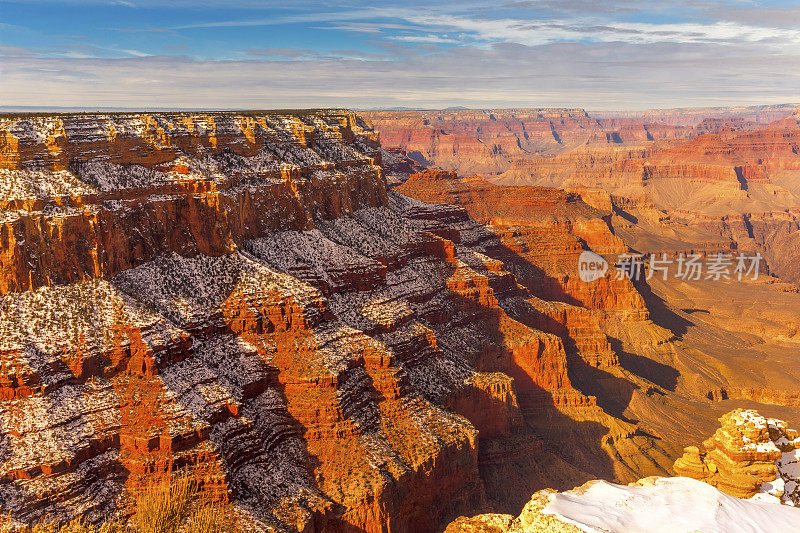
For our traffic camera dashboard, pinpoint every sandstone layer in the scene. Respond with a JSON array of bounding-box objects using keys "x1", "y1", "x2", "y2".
[
  {"x1": 396, "y1": 167, "x2": 800, "y2": 500},
  {"x1": 362, "y1": 108, "x2": 697, "y2": 177},
  {"x1": 366, "y1": 107, "x2": 800, "y2": 285},
  {"x1": 371, "y1": 108, "x2": 800, "y2": 451},
  {"x1": 0, "y1": 112, "x2": 673, "y2": 532},
  {"x1": 5, "y1": 109, "x2": 800, "y2": 532},
  {"x1": 675, "y1": 408, "x2": 800, "y2": 504}
]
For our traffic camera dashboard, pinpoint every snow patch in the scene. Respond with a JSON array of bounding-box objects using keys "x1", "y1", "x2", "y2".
[{"x1": 543, "y1": 477, "x2": 800, "y2": 533}]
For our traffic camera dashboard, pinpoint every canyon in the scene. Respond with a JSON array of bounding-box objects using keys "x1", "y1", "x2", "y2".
[
  {"x1": 1, "y1": 108, "x2": 800, "y2": 532},
  {"x1": 368, "y1": 106, "x2": 800, "y2": 529},
  {"x1": 365, "y1": 106, "x2": 800, "y2": 287},
  {"x1": 0, "y1": 111, "x2": 667, "y2": 531}
]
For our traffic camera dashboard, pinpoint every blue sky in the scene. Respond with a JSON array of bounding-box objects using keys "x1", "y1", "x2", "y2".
[{"x1": 1, "y1": 0, "x2": 799, "y2": 109}]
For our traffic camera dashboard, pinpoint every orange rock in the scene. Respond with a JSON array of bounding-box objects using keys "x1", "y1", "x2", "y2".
[{"x1": 675, "y1": 409, "x2": 800, "y2": 503}]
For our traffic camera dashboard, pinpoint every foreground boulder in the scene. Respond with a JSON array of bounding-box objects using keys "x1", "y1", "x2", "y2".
[{"x1": 445, "y1": 488, "x2": 582, "y2": 533}]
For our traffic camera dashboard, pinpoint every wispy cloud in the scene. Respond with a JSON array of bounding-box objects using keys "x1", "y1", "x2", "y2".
[
  {"x1": 171, "y1": 9, "x2": 401, "y2": 30},
  {"x1": 1, "y1": 1, "x2": 799, "y2": 108},
  {"x1": 161, "y1": 6, "x2": 800, "y2": 49},
  {"x1": 1, "y1": 38, "x2": 797, "y2": 110},
  {"x1": 0, "y1": 46, "x2": 54, "y2": 57},
  {"x1": 390, "y1": 34, "x2": 462, "y2": 44},
  {"x1": 108, "y1": 27, "x2": 177, "y2": 33},
  {"x1": 399, "y1": 13, "x2": 800, "y2": 47},
  {"x1": 242, "y1": 48, "x2": 316, "y2": 58}
]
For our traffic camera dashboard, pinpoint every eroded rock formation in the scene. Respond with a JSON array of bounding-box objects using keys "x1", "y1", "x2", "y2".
[
  {"x1": 5, "y1": 110, "x2": 800, "y2": 532},
  {"x1": 394, "y1": 166, "x2": 800, "y2": 513},
  {"x1": 675, "y1": 409, "x2": 800, "y2": 504},
  {"x1": 0, "y1": 112, "x2": 388, "y2": 293},
  {"x1": 362, "y1": 108, "x2": 698, "y2": 176},
  {"x1": 0, "y1": 111, "x2": 673, "y2": 532},
  {"x1": 446, "y1": 474, "x2": 800, "y2": 533}
]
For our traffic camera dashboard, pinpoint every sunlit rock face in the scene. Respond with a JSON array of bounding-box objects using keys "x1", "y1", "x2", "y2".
[
  {"x1": 0, "y1": 112, "x2": 388, "y2": 293},
  {"x1": 395, "y1": 165, "x2": 800, "y2": 522},
  {"x1": 361, "y1": 108, "x2": 701, "y2": 176},
  {"x1": 366, "y1": 107, "x2": 800, "y2": 285},
  {"x1": 5, "y1": 110, "x2": 800, "y2": 532},
  {"x1": 675, "y1": 409, "x2": 800, "y2": 505},
  {"x1": 0, "y1": 111, "x2": 667, "y2": 532}
]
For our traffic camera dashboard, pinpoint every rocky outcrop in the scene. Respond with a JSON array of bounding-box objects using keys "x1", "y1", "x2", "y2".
[
  {"x1": 674, "y1": 409, "x2": 800, "y2": 504},
  {"x1": 396, "y1": 170, "x2": 623, "y2": 248},
  {"x1": 444, "y1": 489, "x2": 582, "y2": 533},
  {"x1": 448, "y1": 473, "x2": 800, "y2": 533},
  {"x1": 380, "y1": 148, "x2": 424, "y2": 187}
]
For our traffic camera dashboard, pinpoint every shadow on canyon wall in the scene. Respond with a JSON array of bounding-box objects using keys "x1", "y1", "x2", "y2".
[{"x1": 6, "y1": 213, "x2": 688, "y2": 531}]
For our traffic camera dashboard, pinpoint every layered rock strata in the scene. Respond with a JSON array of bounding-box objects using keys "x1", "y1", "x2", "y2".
[
  {"x1": 362, "y1": 108, "x2": 699, "y2": 176},
  {"x1": 675, "y1": 409, "x2": 800, "y2": 504},
  {"x1": 396, "y1": 170, "x2": 645, "y2": 368},
  {"x1": 0, "y1": 112, "x2": 666, "y2": 532},
  {"x1": 395, "y1": 169, "x2": 687, "y2": 505},
  {"x1": 366, "y1": 107, "x2": 800, "y2": 284},
  {"x1": 0, "y1": 112, "x2": 388, "y2": 293}
]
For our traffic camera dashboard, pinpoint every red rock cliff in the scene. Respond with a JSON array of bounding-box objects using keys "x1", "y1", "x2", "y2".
[{"x1": 0, "y1": 111, "x2": 668, "y2": 532}]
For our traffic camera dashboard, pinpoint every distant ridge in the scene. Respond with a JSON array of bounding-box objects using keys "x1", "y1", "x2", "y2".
[{"x1": 589, "y1": 103, "x2": 799, "y2": 124}]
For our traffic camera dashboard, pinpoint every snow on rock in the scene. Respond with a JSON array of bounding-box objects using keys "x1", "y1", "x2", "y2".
[
  {"x1": 0, "y1": 188, "x2": 500, "y2": 530},
  {"x1": 675, "y1": 409, "x2": 800, "y2": 505},
  {"x1": 0, "y1": 169, "x2": 98, "y2": 199},
  {"x1": 446, "y1": 475, "x2": 800, "y2": 533},
  {"x1": 0, "y1": 111, "x2": 388, "y2": 294},
  {"x1": 0, "y1": 278, "x2": 180, "y2": 359},
  {"x1": 541, "y1": 476, "x2": 800, "y2": 533},
  {"x1": 243, "y1": 229, "x2": 387, "y2": 294},
  {"x1": 0, "y1": 110, "x2": 652, "y2": 532},
  {"x1": 111, "y1": 251, "x2": 323, "y2": 329}
]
